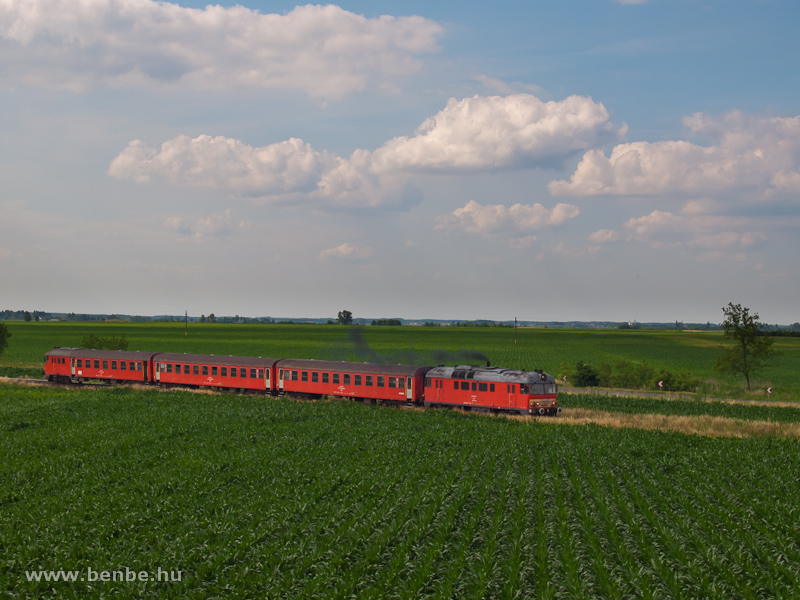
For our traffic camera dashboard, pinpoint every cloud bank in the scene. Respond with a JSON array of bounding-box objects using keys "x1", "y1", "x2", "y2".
[
  {"x1": 109, "y1": 93, "x2": 619, "y2": 208},
  {"x1": 549, "y1": 112, "x2": 800, "y2": 199},
  {"x1": 0, "y1": 0, "x2": 442, "y2": 97}
]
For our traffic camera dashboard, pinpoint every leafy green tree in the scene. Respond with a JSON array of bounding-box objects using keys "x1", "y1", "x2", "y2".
[
  {"x1": 337, "y1": 310, "x2": 353, "y2": 325},
  {"x1": 0, "y1": 323, "x2": 11, "y2": 357},
  {"x1": 574, "y1": 361, "x2": 599, "y2": 387},
  {"x1": 715, "y1": 302, "x2": 776, "y2": 391},
  {"x1": 80, "y1": 334, "x2": 128, "y2": 351},
  {"x1": 24, "y1": 311, "x2": 32, "y2": 322}
]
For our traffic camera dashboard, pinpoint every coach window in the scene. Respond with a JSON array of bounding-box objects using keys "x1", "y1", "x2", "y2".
[
  {"x1": 258, "y1": 369, "x2": 264, "y2": 379},
  {"x1": 366, "y1": 375, "x2": 373, "y2": 386},
  {"x1": 344, "y1": 374, "x2": 351, "y2": 385},
  {"x1": 291, "y1": 370, "x2": 298, "y2": 381},
  {"x1": 120, "y1": 361, "x2": 126, "y2": 371},
  {"x1": 221, "y1": 367, "x2": 227, "y2": 377},
  {"x1": 76, "y1": 358, "x2": 82, "y2": 368},
  {"x1": 185, "y1": 365, "x2": 191, "y2": 375},
  {"x1": 166, "y1": 363, "x2": 173, "y2": 374},
  {"x1": 111, "y1": 360, "x2": 117, "y2": 370},
  {"x1": 103, "y1": 360, "x2": 108, "y2": 370},
  {"x1": 355, "y1": 374, "x2": 362, "y2": 386},
  {"x1": 211, "y1": 366, "x2": 217, "y2": 376},
  {"x1": 302, "y1": 371, "x2": 308, "y2": 382},
  {"x1": 388, "y1": 377, "x2": 396, "y2": 388},
  {"x1": 377, "y1": 376, "x2": 384, "y2": 387},
  {"x1": 322, "y1": 372, "x2": 329, "y2": 383},
  {"x1": 333, "y1": 373, "x2": 340, "y2": 384},
  {"x1": 201, "y1": 366, "x2": 207, "y2": 376},
  {"x1": 312, "y1": 372, "x2": 318, "y2": 383},
  {"x1": 251, "y1": 368, "x2": 258, "y2": 379}
]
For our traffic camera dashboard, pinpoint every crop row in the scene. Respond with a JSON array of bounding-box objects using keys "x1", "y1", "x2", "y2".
[{"x1": 2, "y1": 384, "x2": 800, "y2": 598}]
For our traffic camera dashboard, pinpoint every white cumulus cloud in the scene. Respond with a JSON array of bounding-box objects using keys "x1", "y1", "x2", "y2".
[
  {"x1": 110, "y1": 135, "x2": 337, "y2": 195},
  {"x1": 165, "y1": 208, "x2": 241, "y2": 242},
  {"x1": 435, "y1": 200, "x2": 580, "y2": 246},
  {"x1": 588, "y1": 229, "x2": 619, "y2": 244},
  {"x1": 371, "y1": 94, "x2": 622, "y2": 173},
  {"x1": 318, "y1": 242, "x2": 373, "y2": 262},
  {"x1": 549, "y1": 111, "x2": 800, "y2": 199},
  {"x1": 0, "y1": 1, "x2": 442, "y2": 97}
]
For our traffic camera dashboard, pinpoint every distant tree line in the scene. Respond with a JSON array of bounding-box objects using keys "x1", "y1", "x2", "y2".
[{"x1": 371, "y1": 319, "x2": 402, "y2": 326}]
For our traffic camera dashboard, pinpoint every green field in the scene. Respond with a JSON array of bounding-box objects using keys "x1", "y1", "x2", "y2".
[
  {"x1": 2, "y1": 322, "x2": 799, "y2": 401},
  {"x1": 2, "y1": 383, "x2": 800, "y2": 599}
]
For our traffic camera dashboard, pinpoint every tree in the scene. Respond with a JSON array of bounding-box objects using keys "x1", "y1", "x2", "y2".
[
  {"x1": 24, "y1": 311, "x2": 32, "y2": 322},
  {"x1": 715, "y1": 302, "x2": 775, "y2": 391},
  {"x1": 337, "y1": 310, "x2": 353, "y2": 325},
  {"x1": 0, "y1": 323, "x2": 11, "y2": 357},
  {"x1": 573, "y1": 361, "x2": 599, "y2": 387}
]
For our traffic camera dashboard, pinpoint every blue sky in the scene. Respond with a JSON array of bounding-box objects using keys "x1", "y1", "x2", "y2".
[{"x1": 1, "y1": 0, "x2": 798, "y2": 323}]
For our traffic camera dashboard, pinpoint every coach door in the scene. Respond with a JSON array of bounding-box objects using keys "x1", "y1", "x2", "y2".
[
  {"x1": 71, "y1": 358, "x2": 76, "y2": 377},
  {"x1": 405, "y1": 376, "x2": 412, "y2": 400},
  {"x1": 278, "y1": 368, "x2": 284, "y2": 391},
  {"x1": 507, "y1": 384, "x2": 516, "y2": 407}
]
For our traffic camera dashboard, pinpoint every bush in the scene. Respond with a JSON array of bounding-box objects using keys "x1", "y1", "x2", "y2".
[
  {"x1": 0, "y1": 323, "x2": 10, "y2": 357},
  {"x1": 80, "y1": 334, "x2": 129, "y2": 351},
  {"x1": 574, "y1": 361, "x2": 599, "y2": 387}
]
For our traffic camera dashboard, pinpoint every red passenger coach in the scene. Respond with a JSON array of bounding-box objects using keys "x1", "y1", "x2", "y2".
[
  {"x1": 276, "y1": 359, "x2": 432, "y2": 403},
  {"x1": 44, "y1": 348, "x2": 79, "y2": 382},
  {"x1": 153, "y1": 354, "x2": 279, "y2": 392},
  {"x1": 45, "y1": 348, "x2": 159, "y2": 383},
  {"x1": 424, "y1": 364, "x2": 560, "y2": 415}
]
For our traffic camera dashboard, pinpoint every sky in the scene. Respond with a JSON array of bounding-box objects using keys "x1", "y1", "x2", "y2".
[{"x1": 1, "y1": 0, "x2": 799, "y2": 324}]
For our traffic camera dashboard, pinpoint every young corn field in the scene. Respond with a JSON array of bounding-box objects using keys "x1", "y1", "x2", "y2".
[{"x1": 2, "y1": 383, "x2": 799, "y2": 599}]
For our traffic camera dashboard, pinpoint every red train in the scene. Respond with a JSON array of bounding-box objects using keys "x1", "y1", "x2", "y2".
[{"x1": 44, "y1": 347, "x2": 561, "y2": 416}]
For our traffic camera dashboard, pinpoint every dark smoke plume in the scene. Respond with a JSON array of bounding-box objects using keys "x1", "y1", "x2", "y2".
[{"x1": 344, "y1": 327, "x2": 489, "y2": 366}]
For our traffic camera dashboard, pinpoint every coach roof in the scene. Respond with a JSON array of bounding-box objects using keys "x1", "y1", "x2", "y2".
[
  {"x1": 277, "y1": 359, "x2": 429, "y2": 376},
  {"x1": 154, "y1": 353, "x2": 279, "y2": 367}
]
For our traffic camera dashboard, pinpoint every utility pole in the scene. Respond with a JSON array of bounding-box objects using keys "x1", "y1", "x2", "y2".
[{"x1": 185, "y1": 310, "x2": 188, "y2": 336}]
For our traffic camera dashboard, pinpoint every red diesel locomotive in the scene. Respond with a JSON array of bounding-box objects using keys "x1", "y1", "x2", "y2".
[{"x1": 44, "y1": 348, "x2": 560, "y2": 416}]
